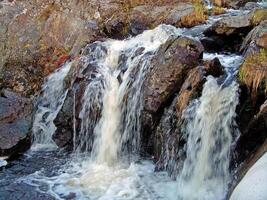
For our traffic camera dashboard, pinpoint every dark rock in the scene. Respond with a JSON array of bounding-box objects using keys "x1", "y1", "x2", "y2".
[
  {"x1": 53, "y1": 44, "x2": 106, "y2": 149},
  {"x1": 242, "y1": 2, "x2": 260, "y2": 10},
  {"x1": 240, "y1": 20, "x2": 267, "y2": 55},
  {"x1": 204, "y1": 57, "x2": 225, "y2": 77},
  {"x1": 0, "y1": 90, "x2": 32, "y2": 157},
  {"x1": 234, "y1": 101, "x2": 267, "y2": 165},
  {"x1": 143, "y1": 36, "x2": 204, "y2": 114},
  {"x1": 228, "y1": 0, "x2": 258, "y2": 9},
  {"x1": 203, "y1": 9, "x2": 267, "y2": 52},
  {"x1": 154, "y1": 67, "x2": 205, "y2": 178}
]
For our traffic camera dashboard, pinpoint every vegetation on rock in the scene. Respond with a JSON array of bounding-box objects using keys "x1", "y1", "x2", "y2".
[
  {"x1": 239, "y1": 48, "x2": 267, "y2": 99},
  {"x1": 180, "y1": 0, "x2": 208, "y2": 27}
]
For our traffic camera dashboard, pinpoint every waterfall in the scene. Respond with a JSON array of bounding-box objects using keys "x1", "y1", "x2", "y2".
[
  {"x1": 32, "y1": 62, "x2": 72, "y2": 146},
  {"x1": 176, "y1": 54, "x2": 242, "y2": 200},
  {"x1": 73, "y1": 25, "x2": 181, "y2": 165}
]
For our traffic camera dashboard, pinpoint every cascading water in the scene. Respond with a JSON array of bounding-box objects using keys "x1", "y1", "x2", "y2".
[
  {"x1": 73, "y1": 25, "x2": 181, "y2": 165},
  {"x1": 32, "y1": 62, "x2": 72, "y2": 146},
  {"x1": 22, "y1": 25, "x2": 181, "y2": 199},
  {"x1": 4, "y1": 21, "x2": 245, "y2": 199},
  {"x1": 176, "y1": 54, "x2": 242, "y2": 200}
]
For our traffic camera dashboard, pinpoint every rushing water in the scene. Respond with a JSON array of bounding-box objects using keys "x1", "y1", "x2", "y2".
[
  {"x1": 176, "y1": 54, "x2": 242, "y2": 200},
  {"x1": 24, "y1": 25, "x2": 181, "y2": 199},
  {"x1": 2, "y1": 21, "x2": 244, "y2": 199},
  {"x1": 32, "y1": 62, "x2": 72, "y2": 146}
]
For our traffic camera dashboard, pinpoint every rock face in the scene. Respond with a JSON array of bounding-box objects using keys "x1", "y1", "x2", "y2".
[
  {"x1": 231, "y1": 17, "x2": 267, "y2": 196},
  {"x1": 0, "y1": 0, "x2": 197, "y2": 97},
  {"x1": 204, "y1": 9, "x2": 267, "y2": 52},
  {"x1": 154, "y1": 57, "x2": 225, "y2": 177},
  {"x1": 143, "y1": 36, "x2": 204, "y2": 114},
  {"x1": 0, "y1": 90, "x2": 32, "y2": 157},
  {"x1": 154, "y1": 67, "x2": 205, "y2": 178},
  {"x1": 240, "y1": 20, "x2": 267, "y2": 55}
]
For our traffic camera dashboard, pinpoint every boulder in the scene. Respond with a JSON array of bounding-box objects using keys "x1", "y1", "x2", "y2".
[
  {"x1": 53, "y1": 36, "x2": 204, "y2": 151},
  {"x1": 154, "y1": 67, "x2": 205, "y2": 178},
  {"x1": 240, "y1": 20, "x2": 267, "y2": 55},
  {"x1": 143, "y1": 36, "x2": 204, "y2": 114},
  {"x1": 203, "y1": 57, "x2": 225, "y2": 77},
  {"x1": 204, "y1": 9, "x2": 267, "y2": 52},
  {"x1": 0, "y1": 90, "x2": 32, "y2": 157},
  {"x1": 204, "y1": 12, "x2": 251, "y2": 36},
  {"x1": 234, "y1": 101, "x2": 267, "y2": 165}
]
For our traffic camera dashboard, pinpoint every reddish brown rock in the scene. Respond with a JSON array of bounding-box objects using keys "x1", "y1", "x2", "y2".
[
  {"x1": 154, "y1": 67, "x2": 205, "y2": 178},
  {"x1": 0, "y1": 90, "x2": 33, "y2": 157}
]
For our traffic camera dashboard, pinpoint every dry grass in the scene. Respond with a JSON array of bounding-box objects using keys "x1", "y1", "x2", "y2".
[
  {"x1": 211, "y1": 6, "x2": 226, "y2": 16},
  {"x1": 239, "y1": 49, "x2": 267, "y2": 99},
  {"x1": 251, "y1": 9, "x2": 267, "y2": 26},
  {"x1": 180, "y1": 0, "x2": 208, "y2": 28}
]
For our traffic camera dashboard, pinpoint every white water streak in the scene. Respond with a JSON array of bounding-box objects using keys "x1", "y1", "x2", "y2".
[{"x1": 32, "y1": 62, "x2": 72, "y2": 146}]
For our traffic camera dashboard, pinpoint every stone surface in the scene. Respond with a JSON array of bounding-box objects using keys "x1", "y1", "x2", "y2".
[
  {"x1": 0, "y1": 0, "x2": 195, "y2": 97},
  {"x1": 0, "y1": 90, "x2": 32, "y2": 157},
  {"x1": 203, "y1": 57, "x2": 224, "y2": 77},
  {"x1": 154, "y1": 67, "x2": 204, "y2": 178},
  {"x1": 234, "y1": 101, "x2": 267, "y2": 165},
  {"x1": 205, "y1": 12, "x2": 251, "y2": 36},
  {"x1": 143, "y1": 36, "x2": 204, "y2": 114},
  {"x1": 240, "y1": 20, "x2": 267, "y2": 55}
]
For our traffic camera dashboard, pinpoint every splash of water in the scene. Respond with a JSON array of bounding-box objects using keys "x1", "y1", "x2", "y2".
[
  {"x1": 176, "y1": 54, "x2": 242, "y2": 200},
  {"x1": 73, "y1": 25, "x2": 181, "y2": 165},
  {"x1": 32, "y1": 62, "x2": 72, "y2": 146}
]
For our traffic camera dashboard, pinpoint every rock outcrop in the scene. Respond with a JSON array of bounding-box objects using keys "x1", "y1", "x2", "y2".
[
  {"x1": 204, "y1": 8, "x2": 267, "y2": 52},
  {"x1": 0, "y1": 90, "x2": 32, "y2": 158},
  {"x1": 231, "y1": 16, "x2": 267, "y2": 197},
  {"x1": 0, "y1": 0, "x2": 200, "y2": 97}
]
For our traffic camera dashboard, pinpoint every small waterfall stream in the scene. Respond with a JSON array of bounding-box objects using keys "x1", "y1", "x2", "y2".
[
  {"x1": 32, "y1": 62, "x2": 72, "y2": 146},
  {"x1": 2, "y1": 8, "x2": 247, "y2": 199},
  {"x1": 177, "y1": 54, "x2": 242, "y2": 200}
]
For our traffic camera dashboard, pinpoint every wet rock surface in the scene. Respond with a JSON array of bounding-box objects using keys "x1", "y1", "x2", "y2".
[
  {"x1": 154, "y1": 67, "x2": 205, "y2": 178},
  {"x1": 0, "y1": 90, "x2": 32, "y2": 158},
  {"x1": 143, "y1": 36, "x2": 204, "y2": 114}
]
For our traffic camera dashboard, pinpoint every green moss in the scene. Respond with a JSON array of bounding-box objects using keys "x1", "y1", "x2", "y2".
[{"x1": 251, "y1": 9, "x2": 267, "y2": 26}]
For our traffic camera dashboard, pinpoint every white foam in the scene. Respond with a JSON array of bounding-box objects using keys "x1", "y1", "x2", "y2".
[{"x1": 0, "y1": 157, "x2": 8, "y2": 167}]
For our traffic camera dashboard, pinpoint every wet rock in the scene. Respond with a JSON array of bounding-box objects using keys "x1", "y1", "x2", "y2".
[
  {"x1": 227, "y1": 0, "x2": 257, "y2": 9},
  {"x1": 205, "y1": 12, "x2": 251, "y2": 36},
  {"x1": 205, "y1": 9, "x2": 267, "y2": 37},
  {"x1": 143, "y1": 36, "x2": 204, "y2": 114},
  {"x1": 154, "y1": 67, "x2": 205, "y2": 178},
  {"x1": 203, "y1": 9, "x2": 267, "y2": 52},
  {"x1": 234, "y1": 101, "x2": 267, "y2": 165},
  {"x1": 0, "y1": 90, "x2": 32, "y2": 158},
  {"x1": 53, "y1": 44, "x2": 106, "y2": 149},
  {"x1": 240, "y1": 20, "x2": 267, "y2": 55},
  {"x1": 53, "y1": 90, "x2": 74, "y2": 149},
  {"x1": 0, "y1": 0, "x2": 198, "y2": 97},
  {"x1": 242, "y1": 2, "x2": 261, "y2": 10},
  {"x1": 203, "y1": 57, "x2": 224, "y2": 77}
]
